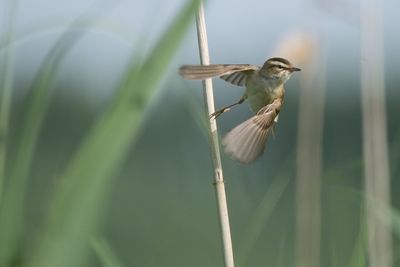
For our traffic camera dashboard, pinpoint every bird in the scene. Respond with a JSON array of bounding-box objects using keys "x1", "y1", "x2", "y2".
[{"x1": 179, "y1": 57, "x2": 300, "y2": 164}]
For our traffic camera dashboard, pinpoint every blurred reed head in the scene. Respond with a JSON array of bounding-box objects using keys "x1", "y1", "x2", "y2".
[{"x1": 273, "y1": 31, "x2": 317, "y2": 66}]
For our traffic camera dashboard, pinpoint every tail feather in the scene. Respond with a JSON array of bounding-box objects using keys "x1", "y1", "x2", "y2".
[{"x1": 222, "y1": 117, "x2": 272, "y2": 164}]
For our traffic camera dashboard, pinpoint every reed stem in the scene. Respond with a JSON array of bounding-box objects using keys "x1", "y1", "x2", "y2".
[
  {"x1": 195, "y1": 3, "x2": 235, "y2": 267},
  {"x1": 360, "y1": 0, "x2": 393, "y2": 265}
]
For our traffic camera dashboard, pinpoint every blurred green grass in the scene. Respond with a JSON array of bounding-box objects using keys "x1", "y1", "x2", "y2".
[{"x1": 0, "y1": 0, "x2": 201, "y2": 266}]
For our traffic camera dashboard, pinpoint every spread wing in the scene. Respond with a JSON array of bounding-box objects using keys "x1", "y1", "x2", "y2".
[
  {"x1": 179, "y1": 64, "x2": 259, "y2": 87},
  {"x1": 222, "y1": 98, "x2": 283, "y2": 164}
]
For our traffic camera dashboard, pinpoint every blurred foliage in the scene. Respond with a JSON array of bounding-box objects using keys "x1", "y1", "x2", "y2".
[{"x1": 1, "y1": 0, "x2": 201, "y2": 266}]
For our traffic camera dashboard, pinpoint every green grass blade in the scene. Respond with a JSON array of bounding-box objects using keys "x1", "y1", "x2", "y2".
[
  {"x1": 390, "y1": 207, "x2": 400, "y2": 264},
  {"x1": 391, "y1": 208, "x2": 400, "y2": 237},
  {"x1": 236, "y1": 169, "x2": 291, "y2": 267},
  {"x1": 0, "y1": 9, "x2": 102, "y2": 267},
  {"x1": 276, "y1": 233, "x2": 287, "y2": 267},
  {"x1": 331, "y1": 241, "x2": 339, "y2": 267},
  {"x1": 348, "y1": 203, "x2": 367, "y2": 267},
  {"x1": 91, "y1": 237, "x2": 125, "y2": 267},
  {"x1": 25, "y1": 1, "x2": 200, "y2": 267},
  {"x1": 0, "y1": 0, "x2": 17, "y2": 204}
]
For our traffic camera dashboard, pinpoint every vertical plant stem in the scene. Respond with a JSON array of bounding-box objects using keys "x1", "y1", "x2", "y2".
[
  {"x1": 295, "y1": 45, "x2": 325, "y2": 267},
  {"x1": 195, "y1": 3, "x2": 235, "y2": 267},
  {"x1": 360, "y1": 0, "x2": 393, "y2": 266}
]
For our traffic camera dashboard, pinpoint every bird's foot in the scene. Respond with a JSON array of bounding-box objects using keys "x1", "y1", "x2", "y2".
[{"x1": 210, "y1": 108, "x2": 230, "y2": 120}]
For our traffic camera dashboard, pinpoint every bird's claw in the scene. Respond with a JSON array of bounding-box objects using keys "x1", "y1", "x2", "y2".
[{"x1": 210, "y1": 108, "x2": 230, "y2": 120}]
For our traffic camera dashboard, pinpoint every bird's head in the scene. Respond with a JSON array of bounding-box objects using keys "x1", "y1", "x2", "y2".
[{"x1": 261, "y1": 57, "x2": 301, "y2": 82}]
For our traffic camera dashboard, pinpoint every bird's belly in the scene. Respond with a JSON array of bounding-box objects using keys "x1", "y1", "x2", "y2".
[
  {"x1": 247, "y1": 93, "x2": 272, "y2": 112},
  {"x1": 245, "y1": 79, "x2": 284, "y2": 112}
]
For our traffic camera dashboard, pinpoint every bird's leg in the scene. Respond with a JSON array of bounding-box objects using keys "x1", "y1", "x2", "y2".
[{"x1": 210, "y1": 97, "x2": 245, "y2": 119}]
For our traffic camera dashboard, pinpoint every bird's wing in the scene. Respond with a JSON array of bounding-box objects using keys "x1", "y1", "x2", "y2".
[
  {"x1": 179, "y1": 64, "x2": 259, "y2": 87},
  {"x1": 222, "y1": 98, "x2": 283, "y2": 164}
]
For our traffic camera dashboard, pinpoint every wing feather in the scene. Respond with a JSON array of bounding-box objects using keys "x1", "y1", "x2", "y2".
[{"x1": 179, "y1": 64, "x2": 259, "y2": 87}]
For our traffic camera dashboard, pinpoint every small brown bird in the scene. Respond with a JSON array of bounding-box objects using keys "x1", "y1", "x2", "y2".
[{"x1": 179, "y1": 57, "x2": 300, "y2": 164}]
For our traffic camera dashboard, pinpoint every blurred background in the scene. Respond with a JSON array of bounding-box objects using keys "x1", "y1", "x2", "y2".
[{"x1": 0, "y1": 0, "x2": 399, "y2": 266}]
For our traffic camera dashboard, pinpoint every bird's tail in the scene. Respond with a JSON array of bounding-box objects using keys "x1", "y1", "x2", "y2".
[{"x1": 222, "y1": 99, "x2": 282, "y2": 164}]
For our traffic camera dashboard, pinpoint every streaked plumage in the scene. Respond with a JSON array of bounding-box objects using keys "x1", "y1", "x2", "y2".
[{"x1": 179, "y1": 57, "x2": 300, "y2": 164}]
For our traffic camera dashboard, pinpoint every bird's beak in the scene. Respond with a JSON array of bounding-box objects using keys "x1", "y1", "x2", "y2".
[{"x1": 290, "y1": 67, "x2": 301, "y2": 72}]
